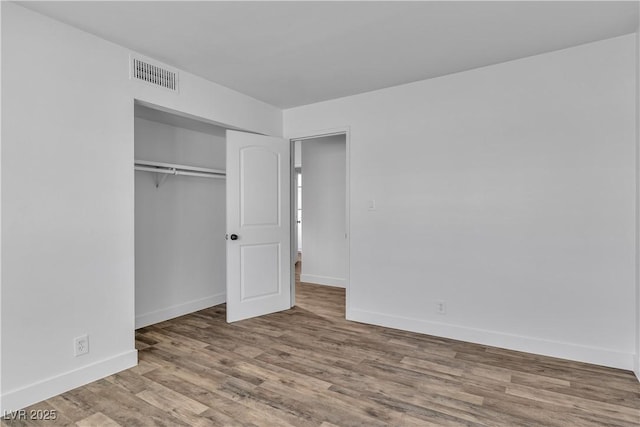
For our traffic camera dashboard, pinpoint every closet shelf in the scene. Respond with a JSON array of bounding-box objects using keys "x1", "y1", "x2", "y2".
[{"x1": 134, "y1": 160, "x2": 225, "y2": 187}]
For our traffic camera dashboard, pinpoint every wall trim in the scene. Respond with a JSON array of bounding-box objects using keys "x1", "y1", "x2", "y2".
[
  {"x1": 135, "y1": 293, "x2": 225, "y2": 329},
  {"x1": 287, "y1": 126, "x2": 351, "y2": 142},
  {"x1": 347, "y1": 308, "x2": 634, "y2": 371},
  {"x1": 300, "y1": 274, "x2": 346, "y2": 288},
  {"x1": 1, "y1": 350, "x2": 137, "y2": 413}
]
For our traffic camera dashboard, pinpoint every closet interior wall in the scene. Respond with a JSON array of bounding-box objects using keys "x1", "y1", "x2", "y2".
[{"x1": 134, "y1": 105, "x2": 226, "y2": 328}]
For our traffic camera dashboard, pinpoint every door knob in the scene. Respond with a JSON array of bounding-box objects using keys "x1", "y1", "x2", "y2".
[{"x1": 230, "y1": 234, "x2": 239, "y2": 241}]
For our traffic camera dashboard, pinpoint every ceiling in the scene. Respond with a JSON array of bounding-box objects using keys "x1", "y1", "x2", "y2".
[{"x1": 18, "y1": 1, "x2": 639, "y2": 109}]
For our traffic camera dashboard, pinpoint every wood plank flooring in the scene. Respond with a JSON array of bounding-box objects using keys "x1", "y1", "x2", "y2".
[{"x1": 3, "y1": 264, "x2": 640, "y2": 426}]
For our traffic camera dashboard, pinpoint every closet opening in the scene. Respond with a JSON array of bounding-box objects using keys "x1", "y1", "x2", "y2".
[{"x1": 134, "y1": 102, "x2": 230, "y2": 329}]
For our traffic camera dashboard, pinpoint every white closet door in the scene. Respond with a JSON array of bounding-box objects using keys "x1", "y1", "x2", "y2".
[{"x1": 226, "y1": 130, "x2": 291, "y2": 322}]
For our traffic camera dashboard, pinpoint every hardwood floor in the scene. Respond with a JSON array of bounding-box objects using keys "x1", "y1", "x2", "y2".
[{"x1": 4, "y1": 267, "x2": 640, "y2": 426}]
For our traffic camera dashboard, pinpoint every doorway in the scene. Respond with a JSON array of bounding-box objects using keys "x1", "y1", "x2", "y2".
[{"x1": 290, "y1": 131, "x2": 349, "y2": 312}]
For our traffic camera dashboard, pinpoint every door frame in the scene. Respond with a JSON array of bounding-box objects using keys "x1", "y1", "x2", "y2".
[{"x1": 288, "y1": 127, "x2": 351, "y2": 316}]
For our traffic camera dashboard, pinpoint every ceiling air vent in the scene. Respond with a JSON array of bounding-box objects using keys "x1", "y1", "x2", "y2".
[{"x1": 131, "y1": 57, "x2": 178, "y2": 92}]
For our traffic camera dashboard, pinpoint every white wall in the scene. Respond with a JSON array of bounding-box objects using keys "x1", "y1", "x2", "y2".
[
  {"x1": 0, "y1": 1, "x2": 4, "y2": 413},
  {"x1": 0, "y1": 3, "x2": 281, "y2": 412},
  {"x1": 285, "y1": 35, "x2": 637, "y2": 370},
  {"x1": 635, "y1": 21, "x2": 640, "y2": 381},
  {"x1": 300, "y1": 136, "x2": 346, "y2": 287},
  {"x1": 134, "y1": 115, "x2": 226, "y2": 328}
]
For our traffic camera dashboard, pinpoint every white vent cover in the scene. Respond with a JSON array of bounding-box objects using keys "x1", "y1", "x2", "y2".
[{"x1": 131, "y1": 57, "x2": 178, "y2": 91}]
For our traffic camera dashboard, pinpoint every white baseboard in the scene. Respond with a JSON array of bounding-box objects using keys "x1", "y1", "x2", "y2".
[
  {"x1": 1, "y1": 350, "x2": 137, "y2": 413},
  {"x1": 300, "y1": 274, "x2": 346, "y2": 288},
  {"x1": 135, "y1": 293, "x2": 225, "y2": 329},
  {"x1": 347, "y1": 308, "x2": 634, "y2": 371}
]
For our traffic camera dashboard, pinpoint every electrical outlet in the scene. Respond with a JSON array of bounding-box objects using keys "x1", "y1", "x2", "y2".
[
  {"x1": 436, "y1": 300, "x2": 446, "y2": 315},
  {"x1": 74, "y1": 335, "x2": 89, "y2": 357}
]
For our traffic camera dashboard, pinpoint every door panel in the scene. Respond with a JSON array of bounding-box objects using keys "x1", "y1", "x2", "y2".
[
  {"x1": 226, "y1": 130, "x2": 290, "y2": 322},
  {"x1": 241, "y1": 243, "x2": 281, "y2": 300},
  {"x1": 240, "y1": 147, "x2": 280, "y2": 226}
]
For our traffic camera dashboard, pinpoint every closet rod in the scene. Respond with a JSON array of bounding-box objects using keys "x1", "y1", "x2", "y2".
[
  {"x1": 135, "y1": 160, "x2": 225, "y2": 174},
  {"x1": 176, "y1": 170, "x2": 225, "y2": 179},
  {"x1": 134, "y1": 165, "x2": 225, "y2": 179}
]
